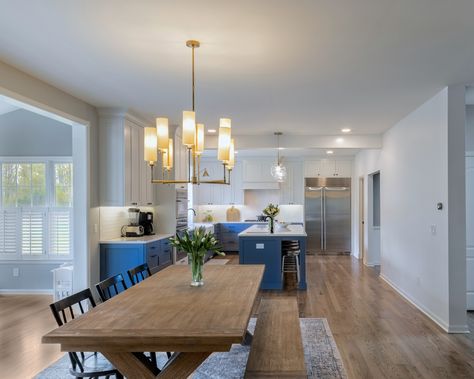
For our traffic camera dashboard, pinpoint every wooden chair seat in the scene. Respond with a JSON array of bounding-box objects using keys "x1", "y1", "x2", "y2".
[{"x1": 245, "y1": 298, "x2": 306, "y2": 379}]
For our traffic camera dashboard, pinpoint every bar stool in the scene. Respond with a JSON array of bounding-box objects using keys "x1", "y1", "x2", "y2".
[{"x1": 281, "y1": 240, "x2": 301, "y2": 285}]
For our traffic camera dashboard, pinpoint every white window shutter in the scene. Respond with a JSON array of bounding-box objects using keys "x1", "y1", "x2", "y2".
[
  {"x1": 0, "y1": 210, "x2": 17, "y2": 254},
  {"x1": 21, "y1": 210, "x2": 45, "y2": 255},
  {"x1": 49, "y1": 210, "x2": 71, "y2": 255}
]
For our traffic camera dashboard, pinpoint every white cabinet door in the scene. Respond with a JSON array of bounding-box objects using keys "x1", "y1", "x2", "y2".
[
  {"x1": 320, "y1": 159, "x2": 336, "y2": 177},
  {"x1": 129, "y1": 121, "x2": 141, "y2": 206},
  {"x1": 279, "y1": 161, "x2": 303, "y2": 205},
  {"x1": 231, "y1": 161, "x2": 244, "y2": 204},
  {"x1": 467, "y1": 156, "x2": 474, "y2": 310},
  {"x1": 123, "y1": 120, "x2": 132, "y2": 205},
  {"x1": 335, "y1": 160, "x2": 352, "y2": 177},
  {"x1": 304, "y1": 160, "x2": 322, "y2": 178},
  {"x1": 243, "y1": 161, "x2": 262, "y2": 182}
]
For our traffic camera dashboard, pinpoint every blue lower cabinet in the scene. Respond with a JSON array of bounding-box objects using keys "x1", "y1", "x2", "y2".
[
  {"x1": 100, "y1": 238, "x2": 173, "y2": 286},
  {"x1": 239, "y1": 239, "x2": 282, "y2": 289},
  {"x1": 217, "y1": 223, "x2": 256, "y2": 252},
  {"x1": 100, "y1": 244, "x2": 146, "y2": 287}
]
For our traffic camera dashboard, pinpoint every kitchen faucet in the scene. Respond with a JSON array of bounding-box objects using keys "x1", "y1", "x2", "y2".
[{"x1": 188, "y1": 208, "x2": 197, "y2": 216}]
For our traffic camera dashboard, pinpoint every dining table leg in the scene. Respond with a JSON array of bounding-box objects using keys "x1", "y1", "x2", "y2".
[{"x1": 103, "y1": 351, "x2": 211, "y2": 379}]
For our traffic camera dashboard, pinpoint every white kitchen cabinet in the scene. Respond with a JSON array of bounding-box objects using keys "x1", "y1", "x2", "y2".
[
  {"x1": 193, "y1": 160, "x2": 243, "y2": 205},
  {"x1": 304, "y1": 159, "x2": 352, "y2": 178},
  {"x1": 242, "y1": 159, "x2": 279, "y2": 189},
  {"x1": 280, "y1": 161, "x2": 304, "y2": 205},
  {"x1": 99, "y1": 110, "x2": 155, "y2": 206}
]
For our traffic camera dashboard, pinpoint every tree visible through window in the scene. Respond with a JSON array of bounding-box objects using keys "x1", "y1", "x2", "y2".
[{"x1": 0, "y1": 159, "x2": 73, "y2": 259}]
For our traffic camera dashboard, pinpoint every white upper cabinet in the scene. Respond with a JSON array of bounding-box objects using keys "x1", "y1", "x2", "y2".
[
  {"x1": 99, "y1": 110, "x2": 155, "y2": 207},
  {"x1": 279, "y1": 161, "x2": 304, "y2": 205},
  {"x1": 304, "y1": 159, "x2": 352, "y2": 178},
  {"x1": 194, "y1": 160, "x2": 243, "y2": 205},
  {"x1": 242, "y1": 159, "x2": 279, "y2": 189}
]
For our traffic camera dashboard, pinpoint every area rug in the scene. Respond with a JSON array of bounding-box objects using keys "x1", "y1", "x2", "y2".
[{"x1": 35, "y1": 318, "x2": 347, "y2": 379}]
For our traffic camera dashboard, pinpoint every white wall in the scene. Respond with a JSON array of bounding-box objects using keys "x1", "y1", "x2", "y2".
[
  {"x1": 353, "y1": 87, "x2": 467, "y2": 332},
  {"x1": 467, "y1": 104, "x2": 474, "y2": 310},
  {"x1": 0, "y1": 109, "x2": 72, "y2": 156},
  {"x1": 0, "y1": 60, "x2": 99, "y2": 291}
]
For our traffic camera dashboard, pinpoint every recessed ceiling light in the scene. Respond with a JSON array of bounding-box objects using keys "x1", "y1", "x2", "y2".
[
  {"x1": 336, "y1": 137, "x2": 344, "y2": 143},
  {"x1": 326, "y1": 150, "x2": 334, "y2": 155},
  {"x1": 207, "y1": 129, "x2": 216, "y2": 133},
  {"x1": 341, "y1": 128, "x2": 351, "y2": 133}
]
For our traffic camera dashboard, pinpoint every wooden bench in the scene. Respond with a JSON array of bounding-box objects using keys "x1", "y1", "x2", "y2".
[{"x1": 245, "y1": 297, "x2": 307, "y2": 378}]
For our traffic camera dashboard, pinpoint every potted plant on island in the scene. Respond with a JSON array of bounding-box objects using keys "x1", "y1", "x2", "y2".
[
  {"x1": 170, "y1": 227, "x2": 224, "y2": 287},
  {"x1": 263, "y1": 203, "x2": 280, "y2": 234}
]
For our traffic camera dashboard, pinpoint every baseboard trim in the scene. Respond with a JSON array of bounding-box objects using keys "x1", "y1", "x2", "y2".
[
  {"x1": 0, "y1": 289, "x2": 53, "y2": 295},
  {"x1": 379, "y1": 274, "x2": 469, "y2": 334}
]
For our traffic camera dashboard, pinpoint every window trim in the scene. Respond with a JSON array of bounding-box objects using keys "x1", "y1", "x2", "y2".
[{"x1": 0, "y1": 157, "x2": 73, "y2": 261}]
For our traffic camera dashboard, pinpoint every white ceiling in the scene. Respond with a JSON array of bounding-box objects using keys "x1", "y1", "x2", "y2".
[
  {"x1": 0, "y1": 1, "x2": 474, "y2": 136},
  {"x1": 203, "y1": 148, "x2": 360, "y2": 158}
]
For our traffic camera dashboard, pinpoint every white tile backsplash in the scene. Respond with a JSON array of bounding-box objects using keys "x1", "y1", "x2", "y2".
[
  {"x1": 196, "y1": 204, "x2": 304, "y2": 223},
  {"x1": 99, "y1": 206, "x2": 155, "y2": 240}
]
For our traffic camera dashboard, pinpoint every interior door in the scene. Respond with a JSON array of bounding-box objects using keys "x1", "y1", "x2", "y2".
[
  {"x1": 304, "y1": 187, "x2": 322, "y2": 253},
  {"x1": 324, "y1": 187, "x2": 351, "y2": 252}
]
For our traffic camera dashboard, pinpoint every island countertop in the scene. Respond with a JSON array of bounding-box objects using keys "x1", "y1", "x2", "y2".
[{"x1": 238, "y1": 224, "x2": 307, "y2": 237}]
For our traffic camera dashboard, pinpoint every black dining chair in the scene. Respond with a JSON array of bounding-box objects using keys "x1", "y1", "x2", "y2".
[
  {"x1": 127, "y1": 263, "x2": 152, "y2": 285},
  {"x1": 95, "y1": 273, "x2": 128, "y2": 302},
  {"x1": 49, "y1": 288, "x2": 123, "y2": 379}
]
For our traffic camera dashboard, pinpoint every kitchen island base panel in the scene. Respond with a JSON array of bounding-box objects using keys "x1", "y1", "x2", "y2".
[{"x1": 239, "y1": 232, "x2": 307, "y2": 290}]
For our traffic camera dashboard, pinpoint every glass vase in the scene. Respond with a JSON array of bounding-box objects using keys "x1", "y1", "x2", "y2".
[
  {"x1": 189, "y1": 254, "x2": 204, "y2": 287},
  {"x1": 268, "y1": 217, "x2": 274, "y2": 234}
]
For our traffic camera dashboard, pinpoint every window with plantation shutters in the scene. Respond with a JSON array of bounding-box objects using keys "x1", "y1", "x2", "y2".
[
  {"x1": 21, "y1": 210, "x2": 45, "y2": 255},
  {"x1": 0, "y1": 210, "x2": 16, "y2": 255},
  {"x1": 0, "y1": 159, "x2": 73, "y2": 260},
  {"x1": 49, "y1": 210, "x2": 72, "y2": 255}
]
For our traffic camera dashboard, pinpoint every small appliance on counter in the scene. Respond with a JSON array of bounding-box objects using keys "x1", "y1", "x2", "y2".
[
  {"x1": 121, "y1": 208, "x2": 145, "y2": 237},
  {"x1": 139, "y1": 211, "x2": 155, "y2": 235}
]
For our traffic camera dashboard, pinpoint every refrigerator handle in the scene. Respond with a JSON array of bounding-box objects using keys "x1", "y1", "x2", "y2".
[
  {"x1": 321, "y1": 189, "x2": 324, "y2": 251},
  {"x1": 323, "y1": 188, "x2": 327, "y2": 251}
]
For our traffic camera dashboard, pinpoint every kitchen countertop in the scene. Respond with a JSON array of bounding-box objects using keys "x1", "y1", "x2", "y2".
[
  {"x1": 238, "y1": 224, "x2": 307, "y2": 237},
  {"x1": 100, "y1": 233, "x2": 174, "y2": 244}
]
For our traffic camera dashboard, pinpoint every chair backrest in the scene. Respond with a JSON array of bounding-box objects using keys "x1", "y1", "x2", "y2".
[
  {"x1": 95, "y1": 273, "x2": 128, "y2": 302},
  {"x1": 50, "y1": 288, "x2": 96, "y2": 326},
  {"x1": 49, "y1": 288, "x2": 97, "y2": 373},
  {"x1": 127, "y1": 263, "x2": 152, "y2": 285}
]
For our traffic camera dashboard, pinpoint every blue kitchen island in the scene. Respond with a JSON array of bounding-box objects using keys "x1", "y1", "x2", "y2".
[{"x1": 238, "y1": 224, "x2": 307, "y2": 290}]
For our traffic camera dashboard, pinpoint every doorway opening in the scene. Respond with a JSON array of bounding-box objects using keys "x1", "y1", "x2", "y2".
[
  {"x1": 358, "y1": 176, "x2": 365, "y2": 262},
  {"x1": 366, "y1": 171, "x2": 381, "y2": 266},
  {"x1": 0, "y1": 92, "x2": 89, "y2": 293}
]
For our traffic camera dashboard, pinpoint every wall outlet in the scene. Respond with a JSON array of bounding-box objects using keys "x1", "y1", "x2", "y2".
[
  {"x1": 430, "y1": 225, "x2": 437, "y2": 236},
  {"x1": 93, "y1": 223, "x2": 98, "y2": 234},
  {"x1": 12, "y1": 267, "x2": 19, "y2": 277}
]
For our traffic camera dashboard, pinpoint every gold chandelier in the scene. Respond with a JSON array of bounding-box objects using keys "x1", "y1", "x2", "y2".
[{"x1": 143, "y1": 40, "x2": 234, "y2": 185}]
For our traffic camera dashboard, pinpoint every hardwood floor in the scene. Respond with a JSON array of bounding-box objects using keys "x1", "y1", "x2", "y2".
[
  {"x1": 249, "y1": 255, "x2": 474, "y2": 379},
  {"x1": 0, "y1": 294, "x2": 62, "y2": 379},
  {"x1": 1, "y1": 255, "x2": 473, "y2": 378}
]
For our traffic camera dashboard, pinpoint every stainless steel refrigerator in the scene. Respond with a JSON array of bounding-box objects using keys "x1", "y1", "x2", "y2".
[{"x1": 304, "y1": 177, "x2": 351, "y2": 254}]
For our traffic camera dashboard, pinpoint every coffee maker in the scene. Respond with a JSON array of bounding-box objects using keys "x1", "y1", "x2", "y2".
[
  {"x1": 139, "y1": 211, "x2": 155, "y2": 235},
  {"x1": 121, "y1": 208, "x2": 145, "y2": 237}
]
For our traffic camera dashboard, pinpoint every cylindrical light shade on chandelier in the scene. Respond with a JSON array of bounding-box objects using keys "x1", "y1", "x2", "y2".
[
  {"x1": 220, "y1": 118, "x2": 231, "y2": 129},
  {"x1": 144, "y1": 127, "x2": 158, "y2": 163},
  {"x1": 195, "y1": 123, "x2": 205, "y2": 155},
  {"x1": 227, "y1": 138, "x2": 235, "y2": 169},
  {"x1": 182, "y1": 111, "x2": 196, "y2": 147},
  {"x1": 166, "y1": 138, "x2": 174, "y2": 169},
  {"x1": 218, "y1": 118, "x2": 232, "y2": 161},
  {"x1": 156, "y1": 117, "x2": 169, "y2": 151}
]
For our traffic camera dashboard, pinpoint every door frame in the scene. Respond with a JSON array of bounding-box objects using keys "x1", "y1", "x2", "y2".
[{"x1": 359, "y1": 176, "x2": 365, "y2": 262}]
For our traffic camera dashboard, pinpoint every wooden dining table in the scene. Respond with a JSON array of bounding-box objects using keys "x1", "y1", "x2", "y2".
[{"x1": 43, "y1": 264, "x2": 264, "y2": 379}]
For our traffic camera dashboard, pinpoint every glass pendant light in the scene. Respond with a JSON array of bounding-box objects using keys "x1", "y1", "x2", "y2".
[{"x1": 271, "y1": 132, "x2": 287, "y2": 183}]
